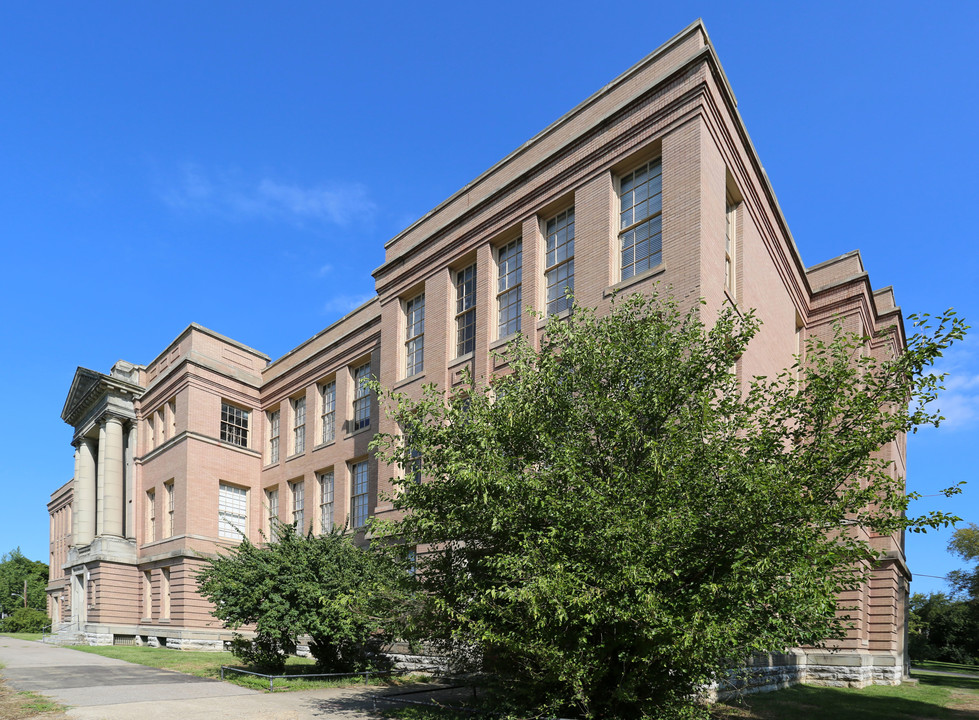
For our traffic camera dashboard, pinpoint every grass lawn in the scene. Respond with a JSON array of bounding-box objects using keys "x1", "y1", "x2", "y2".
[
  {"x1": 913, "y1": 660, "x2": 979, "y2": 677},
  {"x1": 0, "y1": 664, "x2": 65, "y2": 720},
  {"x1": 383, "y1": 674, "x2": 979, "y2": 720},
  {"x1": 64, "y1": 645, "x2": 429, "y2": 692}
]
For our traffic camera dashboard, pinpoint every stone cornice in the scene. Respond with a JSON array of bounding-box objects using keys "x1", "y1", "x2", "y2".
[{"x1": 62, "y1": 367, "x2": 145, "y2": 427}]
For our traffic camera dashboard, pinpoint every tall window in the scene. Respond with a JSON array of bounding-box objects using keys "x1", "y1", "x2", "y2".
[
  {"x1": 351, "y1": 461, "x2": 369, "y2": 529},
  {"x1": 290, "y1": 480, "x2": 305, "y2": 533},
  {"x1": 293, "y1": 396, "x2": 306, "y2": 455},
  {"x1": 455, "y1": 264, "x2": 477, "y2": 356},
  {"x1": 725, "y1": 194, "x2": 737, "y2": 295},
  {"x1": 497, "y1": 238, "x2": 522, "y2": 338},
  {"x1": 320, "y1": 381, "x2": 336, "y2": 445},
  {"x1": 619, "y1": 159, "x2": 663, "y2": 280},
  {"x1": 146, "y1": 489, "x2": 156, "y2": 543},
  {"x1": 143, "y1": 570, "x2": 152, "y2": 619},
  {"x1": 165, "y1": 481, "x2": 174, "y2": 538},
  {"x1": 545, "y1": 208, "x2": 575, "y2": 315},
  {"x1": 161, "y1": 567, "x2": 171, "y2": 619},
  {"x1": 319, "y1": 470, "x2": 334, "y2": 533},
  {"x1": 268, "y1": 409, "x2": 280, "y2": 463},
  {"x1": 168, "y1": 399, "x2": 176, "y2": 437},
  {"x1": 157, "y1": 408, "x2": 167, "y2": 443},
  {"x1": 220, "y1": 403, "x2": 249, "y2": 447},
  {"x1": 218, "y1": 483, "x2": 247, "y2": 540},
  {"x1": 353, "y1": 363, "x2": 371, "y2": 431},
  {"x1": 266, "y1": 488, "x2": 279, "y2": 541},
  {"x1": 405, "y1": 293, "x2": 425, "y2": 377}
]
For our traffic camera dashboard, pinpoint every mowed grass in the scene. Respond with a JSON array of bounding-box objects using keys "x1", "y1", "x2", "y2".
[
  {"x1": 384, "y1": 674, "x2": 979, "y2": 720},
  {"x1": 712, "y1": 672, "x2": 979, "y2": 719},
  {"x1": 64, "y1": 645, "x2": 429, "y2": 692},
  {"x1": 914, "y1": 660, "x2": 979, "y2": 676}
]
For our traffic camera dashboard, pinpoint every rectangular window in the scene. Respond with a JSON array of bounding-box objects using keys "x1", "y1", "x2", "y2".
[
  {"x1": 143, "y1": 570, "x2": 152, "y2": 619},
  {"x1": 455, "y1": 264, "x2": 476, "y2": 356},
  {"x1": 165, "y1": 481, "x2": 174, "y2": 539},
  {"x1": 161, "y1": 567, "x2": 171, "y2": 620},
  {"x1": 290, "y1": 480, "x2": 305, "y2": 533},
  {"x1": 157, "y1": 408, "x2": 167, "y2": 443},
  {"x1": 619, "y1": 159, "x2": 663, "y2": 280},
  {"x1": 147, "y1": 416, "x2": 155, "y2": 449},
  {"x1": 497, "y1": 238, "x2": 522, "y2": 338},
  {"x1": 293, "y1": 396, "x2": 306, "y2": 455},
  {"x1": 220, "y1": 403, "x2": 249, "y2": 448},
  {"x1": 351, "y1": 461, "x2": 369, "y2": 529},
  {"x1": 725, "y1": 194, "x2": 737, "y2": 295},
  {"x1": 146, "y1": 489, "x2": 156, "y2": 543},
  {"x1": 266, "y1": 488, "x2": 279, "y2": 541},
  {"x1": 405, "y1": 293, "x2": 425, "y2": 377},
  {"x1": 168, "y1": 399, "x2": 176, "y2": 437},
  {"x1": 318, "y1": 470, "x2": 334, "y2": 533},
  {"x1": 268, "y1": 409, "x2": 280, "y2": 463},
  {"x1": 545, "y1": 208, "x2": 575, "y2": 315},
  {"x1": 320, "y1": 381, "x2": 336, "y2": 445},
  {"x1": 352, "y1": 363, "x2": 371, "y2": 431},
  {"x1": 218, "y1": 483, "x2": 247, "y2": 540}
]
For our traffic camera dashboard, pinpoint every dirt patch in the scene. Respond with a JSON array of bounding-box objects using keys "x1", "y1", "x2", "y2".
[{"x1": 0, "y1": 677, "x2": 68, "y2": 720}]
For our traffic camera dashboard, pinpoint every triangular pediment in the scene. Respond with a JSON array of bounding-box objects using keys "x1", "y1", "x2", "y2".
[{"x1": 61, "y1": 367, "x2": 104, "y2": 425}]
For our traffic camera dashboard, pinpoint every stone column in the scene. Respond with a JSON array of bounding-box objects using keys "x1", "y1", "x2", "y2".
[
  {"x1": 103, "y1": 417, "x2": 124, "y2": 537},
  {"x1": 74, "y1": 439, "x2": 96, "y2": 546},
  {"x1": 96, "y1": 422, "x2": 106, "y2": 536}
]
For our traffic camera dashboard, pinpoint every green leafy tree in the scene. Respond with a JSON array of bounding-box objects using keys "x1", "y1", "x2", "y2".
[
  {"x1": 0, "y1": 548, "x2": 48, "y2": 617},
  {"x1": 909, "y1": 592, "x2": 979, "y2": 664},
  {"x1": 948, "y1": 523, "x2": 979, "y2": 599},
  {"x1": 196, "y1": 524, "x2": 407, "y2": 673},
  {"x1": 372, "y1": 292, "x2": 964, "y2": 720}
]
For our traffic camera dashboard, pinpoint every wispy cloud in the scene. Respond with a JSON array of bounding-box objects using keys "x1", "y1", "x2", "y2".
[
  {"x1": 161, "y1": 165, "x2": 376, "y2": 227},
  {"x1": 322, "y1": 293, "x2": 375, "y2": 317},
  {"x1": 316, "y1": 263, "x2": 333, "y2": 277},
  {"x1": 927, "y1": 334, "x2": 979, "y2": 430}
]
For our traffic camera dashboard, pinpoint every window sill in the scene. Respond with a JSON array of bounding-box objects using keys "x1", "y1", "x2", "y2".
[
  {"x1": 312, "y1": 439, "x2": 336, "y2": 452},
  {"x1": 490, "y1": 334, "x2": 520, "y2": 352},
  {"x1": 537, "y1": 308, "x2": 572, "y2": 330},
  {"x1": 285, "y1": 452, "x2": 306, "y2": 463},
  {"x1": 448, "y1": 352, "x2": 475, "y2": 368},
  {"x1": 394, "y1": 372, "x2": 426, "y2": 390},
  {"x1": 263, "y1": 459, "x2": 280, "y2": 469},
  {"x1": 344, "y1": 425, "x2": 373, "y2": 441},
  {"x1": 603, "y1": 263, "x2": 667, "y2": 297}
]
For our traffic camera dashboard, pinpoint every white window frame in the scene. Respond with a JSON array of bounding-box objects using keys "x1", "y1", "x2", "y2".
[
  {"x1": 618, "y1": 159, "x2": 663, "y2": 281},
  {"x1": 352, "y1": 363, "x2": 371, "y2": 431},
  {"x1": 351, "y1": 460, "x2": 369, "y2": 529},
  {"x1": 266, "y1": 488, "x2": 279, "y2": 541},
  {"x1": 497, "y1": 238, "x2": 522, "y2": 338},
  {"x1": 165, "y1": 480, "x2": 174, "y2": 539},
  {"x1": 146, "y1": 489, "x2": 156, "y2": 543},
  {"x1": 220, "y1": 402, "x2": 249, "y2": 448},
  {"x1": 544, "y1": 207, "x2": 575, "y2": 315},
  {"x1": 268, "y1": 409, "x2": 280, "y2": 463},
  {"x1": 318, "y1": 470, "x2": 334, "y2": 534},
  {"x1": 725, "y1": 193, "x2": 737, "y2": 296},
  {"x1": 320, "y1": 381, "x2": 336, "y2": 445},
  {"x1": 455, "y1": 264, "x2": 476, "y2": 357},
  {"x1": 218, "y1": 483, "x2": 248, "y2": 540},
  {"x1": 290, "y1": 480, "x2": 305, "y2": 534},
  {"x1": 293, "y1": 396, "x2": 306, "y2": 455},
  {"x1": 405, "y1": 293, "x2": 425, "y2": 377}
]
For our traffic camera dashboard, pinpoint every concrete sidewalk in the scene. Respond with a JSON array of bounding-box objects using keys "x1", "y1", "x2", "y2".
[{"x1": 0, "y1": 637, "x2": 450, "y2": 719}]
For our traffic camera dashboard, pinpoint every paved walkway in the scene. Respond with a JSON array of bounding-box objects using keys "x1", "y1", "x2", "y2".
[{"x1": 0, "y1": 636, "x2": 443, "y2": 719}]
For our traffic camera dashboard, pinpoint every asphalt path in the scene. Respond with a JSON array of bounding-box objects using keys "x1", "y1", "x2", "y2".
[{"x1": 0, "y1": 636, "x2": 456, "y2": 719}]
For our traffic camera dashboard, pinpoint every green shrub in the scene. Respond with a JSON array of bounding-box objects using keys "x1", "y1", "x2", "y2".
[{"x1": 1, "y1": 607, "x2": 49, "y2": 633}]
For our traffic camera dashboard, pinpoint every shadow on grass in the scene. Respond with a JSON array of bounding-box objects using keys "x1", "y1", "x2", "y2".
[
  {"x1": 916, "y1": 672, "x2": 979, "y2": 692},
  {"x1": 718, "y1": 682, "x2": 978, "y2": 720}
]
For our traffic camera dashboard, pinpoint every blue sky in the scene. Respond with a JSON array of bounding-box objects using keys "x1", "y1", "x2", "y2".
[{"x1": 1, "y1": 2, "x2": 976, "y2": 597}]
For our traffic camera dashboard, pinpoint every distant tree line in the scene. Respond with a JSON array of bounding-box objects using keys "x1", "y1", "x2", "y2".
[
  {"x1": 910, "y1": 524, "x2": 979, "y2": 665},
  {"x1": 0, "y1": 547, "x2": 49, "y2": 633}
]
